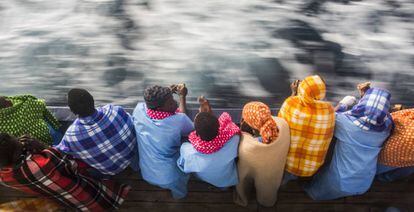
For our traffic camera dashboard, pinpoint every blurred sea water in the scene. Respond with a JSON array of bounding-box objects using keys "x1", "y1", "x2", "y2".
[{"x1": 0, "y1": 0, "x2": 413, "y2": 108}]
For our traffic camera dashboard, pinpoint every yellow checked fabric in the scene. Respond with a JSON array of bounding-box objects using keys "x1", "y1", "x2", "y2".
[
  {"x1": 379, "y1": 108, "x2": 414, "y2": 167},
  {"x1": 278, "y1": 75, "x2": 335, "y2": 177},
  {"x1": 0, "y1": 198, "x2": 61, "y2": 212}
]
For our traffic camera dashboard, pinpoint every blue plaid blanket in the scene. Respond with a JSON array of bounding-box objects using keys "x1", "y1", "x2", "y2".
[
  {"x1": 56, "y1": 104, "x2": 137, "y2": 175},
  {"x1": 345, "y1": 88, "x2": 393, "y2": 132}
]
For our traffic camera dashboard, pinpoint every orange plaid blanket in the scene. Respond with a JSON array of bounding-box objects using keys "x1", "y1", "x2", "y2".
[
  {"x1": 0, "y1": 198, "x2": 60, "y2": 212},
  {"x1": 279, "y1": 75, "x2": 335, "y2": 177},
  {"x1": 379, "y1": 108, "x2": 414, "y2": 167}
]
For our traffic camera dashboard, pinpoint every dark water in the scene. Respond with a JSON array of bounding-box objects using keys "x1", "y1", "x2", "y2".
[{"x1": 0, "y1": 0, "x2": 413, "y2": 108}]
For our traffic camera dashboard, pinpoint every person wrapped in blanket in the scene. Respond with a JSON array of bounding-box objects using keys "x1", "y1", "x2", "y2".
[
  {"x1": 177, "y1": 96, "x2": 240, "y2": 188},
  {"x1": 55, "y1": 89, "x2": 138, "y2": 178},
  {"x1": 234, "y1": 102, "x2": 290, "y2": 207},
  {"x1": 132, "y1": 84, "x2": 194, "y2": 199},
  {"x1": 0, "y1": 95, "x2": 62, "y2": 146},
  {"x1": 305, "y1": 82, "x2": 394, "y2": 200},
  {"x1": 0, "y1": 133, "x2": 130, "y2": 211},
  {"x1": 376, "y1": 108, "x2": 414, "y2": 181},
  {"x1": 278, "y1": 75, "x2": 335, "y2": 183}
]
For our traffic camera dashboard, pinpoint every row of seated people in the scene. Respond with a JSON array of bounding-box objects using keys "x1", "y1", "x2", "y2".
[{"x1": 0, "y1": 75, "x2": 413, "y2": 211}]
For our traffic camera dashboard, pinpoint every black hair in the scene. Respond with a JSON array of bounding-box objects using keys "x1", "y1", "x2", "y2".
[
  {"x1": 0, "y1": 133, "x2": 15, "y2": 167},
  {"x1": 194, "y1": 112, "x2": 219, "y2": 141},
  {"x1": 240, "y1": 118, "x2": 259, "y2": 137},
  {"x1": 67, "y1": 88, "x2": 95, "y2": 117},
  {"x1": 144, "y1": 85, "x2": 173, "y2": 109}
]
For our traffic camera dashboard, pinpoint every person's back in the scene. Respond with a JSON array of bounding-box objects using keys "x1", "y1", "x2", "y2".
[
  {"x1": 278, "y1": 75, "x2": 335, "y2": 178},
  {"x1": 56, "y1": 89, "x2": 137, "y2": 176},
  {"x1": 178, "y1": 135, "x2": 239, "y2": 187},
  {"x1": 234, "y1": 102, "x2": 290, "y2": 207},
  {"x1": 0, "y1": 95, "x2": 61, "y2": 145},
  {"x1": 177, "y1": 98, "x2": 240, "y2": 188},
  {"x1": 305, "y1": 87, "x2": 393, "y2": 200},
  {"x1": 133, "y1": 85, "x2": 193, "y2": 199}
]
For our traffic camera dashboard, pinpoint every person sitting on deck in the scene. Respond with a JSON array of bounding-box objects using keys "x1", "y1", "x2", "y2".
[
  {"x1": 278, "y1": 75, "x2": 335, "y2": 184},
  {"x1": 55, "y1": 88, "x2": 137, "y2": 178},
  {"x1": 376, "y1": 108, "x2": 414, "y2": 182},
  {"x1": 132, "y1": 84, "x2": 194, "y2": 199},
  {"x1": 0, "y1": 133, "x2": 130, "y2": 211},
  {"x1": 0, "y1": 95, "x2": 62, "y2": 146},
  {"x1": 234, "y1": 101, "x2": 290, "y2": 207},
  {"x1": 305, "y1": 83, "x2": 394, "y2": 200},
  {"x1": 177, "y1": 96, "x2": 240, "y2": 188}
]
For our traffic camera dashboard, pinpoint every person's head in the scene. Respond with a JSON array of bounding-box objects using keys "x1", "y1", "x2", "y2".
[
  {"x1": 0, "y1": 96, "x2": 12, "y2": 109},
  {"x1": 67, "y1": 88, "x2": 95, "y2": 117},
  {"x1": 144, "y1": 85, "x2": 178, "y2": 113},
  {"x1": 0, "y1": 133, "x2": 21, "y2": 168},
  {"x1": 241, "y1": 102, "x2": 278, "y2": 144},
  {"x1": 298, "y1": 75, "x2": 326, "y2": 101},
  {"x1": 194, "y1": 112, "x2": 219, "y2": 141}
]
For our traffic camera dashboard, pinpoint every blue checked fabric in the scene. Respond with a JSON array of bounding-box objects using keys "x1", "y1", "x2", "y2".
[
  {"x1": 56, "y1": 105, "x2": 137, "y2": 175},
  {"x1": 345, "y1": 88, "x2": 393, "y2": 132}
]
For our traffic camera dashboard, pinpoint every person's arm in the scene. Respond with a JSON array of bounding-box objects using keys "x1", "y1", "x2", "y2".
[
  {"x1": 179, "y1": 95, "x2": 187, "y2": 115},
  {"x1": 334, "y1": 104, "x2": 347, "y2": 112},
  {"x1": 290, "y1": 80, "x2": 301, "y2": 96},
  {"x1": 198, "y1": 96, "x2": 212, "y2": 113},
  {"x1": 173, "y1": 83, "x2": 188, "y2": 115},
  {"x1": 335, "y1": 96, "x2": 357, "y2": 112},
  {"x1": 357, "y1": 82, "x2": 371, "y2": 98},
  {"x1": 180, "y1": 115, "x2": 195, "y2": 136},
  {"x1": 19, "y1": 135, "x2": 47, "y2": 153}
]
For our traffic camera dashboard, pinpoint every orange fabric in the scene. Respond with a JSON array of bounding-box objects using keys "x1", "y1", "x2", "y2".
[
  {"x1": 242, "y1": 102, "x2": 278, "y2": 144},
  {"x1": 0, "y1": 198, "x2": 60, "y2": 212},
  {"x1": 379, "y1": 108, "x2": 414, "y2": 167},
  {"x1": 278, "y1": 75, "x2": 335, "y2": 177}
]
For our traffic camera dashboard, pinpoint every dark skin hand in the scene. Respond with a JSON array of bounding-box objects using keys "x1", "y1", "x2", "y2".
[
  {"x1": 170, "y1": 83, "x2": 188, "y2": 115},
  {"x1": 19, "y1": 135, "x2": 47, "y2": 154},
  {"x1": 198, "y1": 96, "x2": 212, "y2": 114},
  {"x1": 334, "y1": 104, "x2": 342, "y2": 112},
  {"x1": 357, "y1": 82, "x2": 371, "y2": 98},
  {"x1": 2, "y1": 135, "x2": 46, "y2": 168},
  {"x1": 290, "y1": 80, "x2": 301, "y2": 96},
  {"x1": 391, "y1": 104, "x2": 403, "y2": 112},
  {"x1": 334, "y1": 82, "x2": 370, "y2": 111}
]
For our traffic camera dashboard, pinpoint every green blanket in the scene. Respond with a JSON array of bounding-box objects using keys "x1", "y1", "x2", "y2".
[{"x1": 0, "y1": 95, "x2": 60, "y2": 145}]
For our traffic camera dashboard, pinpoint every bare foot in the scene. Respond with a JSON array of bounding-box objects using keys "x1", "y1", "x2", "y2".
[{"x1": 198, "y1": 96, "x2": 212, "y2": 113}]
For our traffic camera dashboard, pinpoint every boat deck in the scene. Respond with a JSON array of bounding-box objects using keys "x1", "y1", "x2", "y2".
[
  {"x1": 0, "y1": 107, "x2": 413, "y2": 211},
  {"x1": 1, "y1": 168, "x2": 413, "y2": 212}
]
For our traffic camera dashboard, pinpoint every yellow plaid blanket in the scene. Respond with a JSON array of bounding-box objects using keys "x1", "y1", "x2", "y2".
[
  {"x1": 278, "y1": 75, "x2": 335, "y2": 177},
  {"x1": 0, "y1": 198, "x2": 60, "y2": 212}
]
